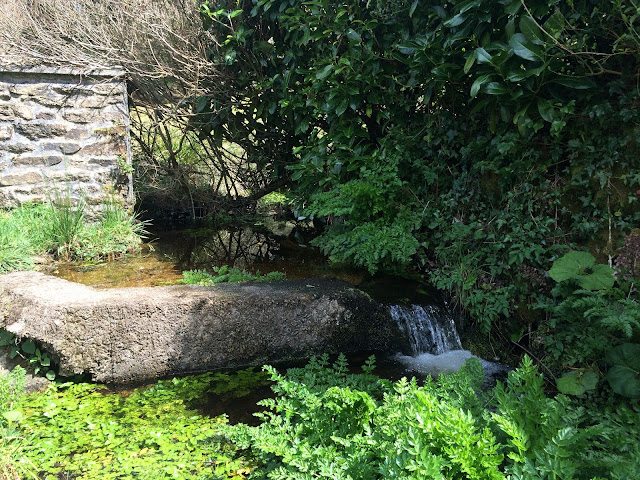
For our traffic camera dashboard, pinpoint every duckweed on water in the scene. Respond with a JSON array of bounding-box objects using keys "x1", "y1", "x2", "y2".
[{"x1": 18, "y1": 371, "x2": 267, "y2": 479}]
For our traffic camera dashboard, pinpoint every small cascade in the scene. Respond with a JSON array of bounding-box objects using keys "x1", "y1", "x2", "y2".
[
  {"x1": 390, "y1": 302, "x2": 509, "y2": 379},
  {"x1": 390, "y1": 304, "x2": 462, "y2": 355}
]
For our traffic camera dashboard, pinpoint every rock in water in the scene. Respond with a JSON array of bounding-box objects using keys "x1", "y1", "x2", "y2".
[{"x1": 0, "y1": 272, "x2": 400, "y2": 384}]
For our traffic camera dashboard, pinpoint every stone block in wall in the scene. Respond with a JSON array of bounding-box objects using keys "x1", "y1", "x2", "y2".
[
  {"x1": 1, "y1": 142, "x2": 33, "y2": 154},
  {"x1": 0, "y1": 105, "x2": 34, "y2": 121},
  {"x1": 41, "y1": 142, "x2": 82, "y2": 155},
  {"x1": 0, "y1": 105, "x2": 15, "y2": 121},
  {"x1": 9, "y1": 83, "x2": 49, "y2": 96},
  {"x1": 13, "y1": 154, "x2": 64, "y2": 167},
  {"x1": 62, "y1": 110, "x2": 94, "y2": 124},
  {"x1": 36, "y1": 112, "x2": 56, "y2": 120},
  {"x1": 12, "y1": 105, "x2": 34, "y2": 121},
  {"x1": 66, "y1": 128, "x2": 92, "y2": 141},
  {"x1": 82, "y1": 137, "x2": 127, "y2": 156},
  {"x1": 48, "y1": 169, "x2": 93, "y2": 184},
  {"x1": 87, "y1": 157, "x2": 115, "y2": 167},
  {"x1": 77, "y1": 95, "x2": 121, "y2": 109},
  {"x1": 15, "y1": 123, "x2": 68, "y2": 140},
  {"x1": 0, "y1": 171, "x2": 42, "y2": 187},
  {"x1": 0, "y1": 125, "x2": 13, "y2": 140}
]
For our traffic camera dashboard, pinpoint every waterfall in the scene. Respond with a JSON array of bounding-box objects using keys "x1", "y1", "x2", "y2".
[{"x1": 390, "y1": 304, "x2": 462, "y2": 355}]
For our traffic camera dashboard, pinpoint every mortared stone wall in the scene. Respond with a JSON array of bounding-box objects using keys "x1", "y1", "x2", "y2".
[{"x1": 0, "y1": 66, "x2": 133, "y2": 213}]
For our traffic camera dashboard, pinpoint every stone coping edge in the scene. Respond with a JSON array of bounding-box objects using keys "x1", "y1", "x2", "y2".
[{"x1": 0, "y1": 64, "x2": 125, "y2": 78}]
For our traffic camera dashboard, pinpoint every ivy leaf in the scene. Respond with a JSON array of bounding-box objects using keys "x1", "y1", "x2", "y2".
[
  {"x1": 549, "y1": 251, "x2": 595, "y2": 282},
  {"x1": 556, "y1": 370, "x2": 599, "y2": 396},
  {"x1": 606, "y1": 344, "x2": 640, "y2": 398}
]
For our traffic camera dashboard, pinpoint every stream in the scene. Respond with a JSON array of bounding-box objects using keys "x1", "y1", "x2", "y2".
[{"x1": 41, "y1": 219, "x2": 507, "y2": 422}]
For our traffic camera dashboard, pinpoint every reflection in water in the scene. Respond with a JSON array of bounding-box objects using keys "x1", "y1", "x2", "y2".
[{"x1": 52, "y1": 223, "x2": 365, "y2": 288}]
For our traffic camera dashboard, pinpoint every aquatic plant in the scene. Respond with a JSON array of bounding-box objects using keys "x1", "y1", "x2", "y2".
[
  {"x1": 18, "y1": 373, "x2": 256, "y2": 479},
  {"x1": 182, "y1": 265, "x2": 284, "y2": 285}
]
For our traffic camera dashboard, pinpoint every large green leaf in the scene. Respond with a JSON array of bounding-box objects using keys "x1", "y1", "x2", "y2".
[
  {"x1": 474, "y1": 47, "x2": 492, "y2": 64},
  {"x1": 556, "y1": 370, "x2": 599, "y2": 396},
  {"x1": 315, "y1": 64, "x2": 333, "y2": 80},
  {"x1": 606, "y1": 344, "x2": 640, "y2": 398},
  {"x1": 470, "y1": 74, "x2": 491, "y2": 98},
  {"x1": 2, "y1": 410, "x2": 24, "y2": 423},
  {"x1": 549, "y1": 251, "x2": 595, "y2": 282},
  {"x1": 543, "y1": 11, "x2": 566, "y2": 38},
  {"x1": 485, "y1": 82, "x2": 510, "y2": 95},
  {"x1": 537, "y1": 98, "x2": 554, "y2": 122},
  {"x1": 551, "y1": 77, "x2": 596, "y2": 90},
  {"x1": 577, "y1": 264, "x2": 615, "y2": 291},
  {"x1": 21, "y1": 340, "x2": 36, "y2": 355},
  {"x1": 509, "y1": 33, "x2": 542, "y2": 61},
  {"x1": 520, "y1": 16, "x2": 544, "y2": 45}
]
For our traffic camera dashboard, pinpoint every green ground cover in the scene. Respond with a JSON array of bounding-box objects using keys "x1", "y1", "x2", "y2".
[
  {"x1": 0, "y1": 200, "x2": 146, "y2": 273},
  {"x1": 1, "y1": 357, "x2": 638, "y2": 479}
]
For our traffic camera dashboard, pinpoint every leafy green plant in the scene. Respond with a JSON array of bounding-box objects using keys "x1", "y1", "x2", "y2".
[
  {"x1": 198, "y1": 0, "x2": 640, "y2": 336},
  {"x1": 18, "y1": 373, "x2": 255, "y2": 479},
  {"x1": 210, "y1": 367, "x2": 271, "y2": 397},
  {"x1": 0, "y1": 367, "x2": 39, "y2": 480},
  {"x1": 0, "y1": 331, "x2": 56, "y2": 381},
  {"x1": 541, "y1": 251, "x2": 640, "y2": 397},
  {"x1": 0, "y1": 210, "x2": 36, "y2": 273},
  {"x1": 226, "y1": 354, "x2": 639, "y2": 479},
  {"x1": 77, "y1": 199, "x2": 147, "y2": 260},
  {"x1": 182, "y1": 266, "x2": 284, "y2": 285},
  {"x1": 0, "y1": 366, "x2": 27, "y2": 423},
  {"x1": 605, "y1": 344, "x2": 640, "y2": 398}
]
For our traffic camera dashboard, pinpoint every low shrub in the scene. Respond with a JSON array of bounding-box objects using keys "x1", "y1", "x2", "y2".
[{"x1": 228, "y1": 355, "x2": 640, "y2": 479}]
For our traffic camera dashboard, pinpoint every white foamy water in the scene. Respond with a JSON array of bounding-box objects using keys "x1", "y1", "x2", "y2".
[
  {"x1": 390, "y1": 303, "x2": 507, "y2": 378},
  {"x1": 393, "y1": 350, "x2": 506, "y2": 377}
]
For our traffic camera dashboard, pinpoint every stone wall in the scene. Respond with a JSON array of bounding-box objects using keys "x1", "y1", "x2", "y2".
[{"x1": 0, "y1": 66, "x2": 133, "y2": 212}]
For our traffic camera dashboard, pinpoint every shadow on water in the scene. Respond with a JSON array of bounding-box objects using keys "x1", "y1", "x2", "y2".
[{"x1": 51, "y1": 218, "x2": 367, "y2": 288}]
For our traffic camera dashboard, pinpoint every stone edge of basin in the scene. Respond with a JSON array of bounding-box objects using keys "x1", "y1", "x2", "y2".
[{"x1": 0, "y1": 271, "x2": 403, "y2": 384}]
